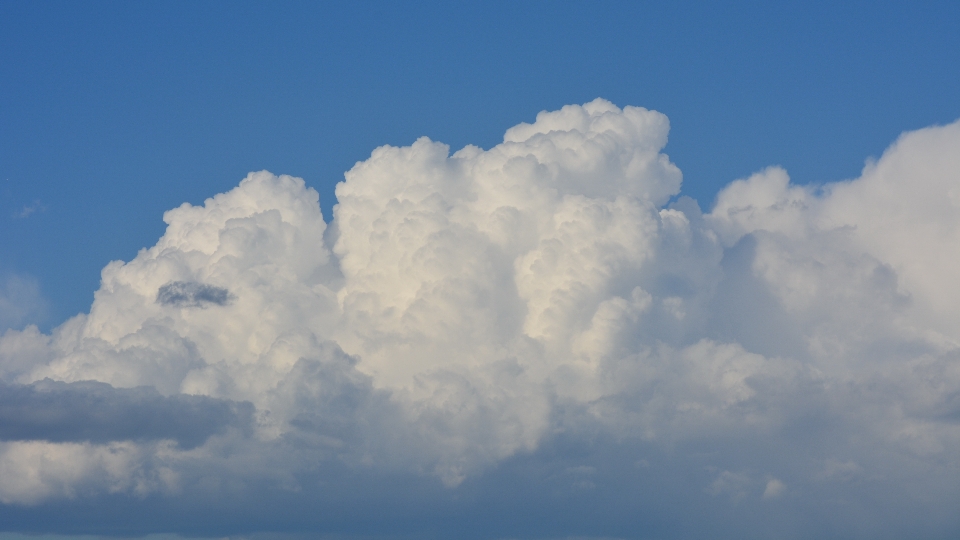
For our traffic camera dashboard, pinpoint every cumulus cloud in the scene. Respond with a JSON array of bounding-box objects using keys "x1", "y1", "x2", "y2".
[{"x1": 1, "y1": 99, "x2": 959, "y2": 538}]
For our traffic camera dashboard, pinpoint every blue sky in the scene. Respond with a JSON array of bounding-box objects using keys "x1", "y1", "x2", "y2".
[{"x1": 2, "y1": 2, "x2": 960, "y2": 539}]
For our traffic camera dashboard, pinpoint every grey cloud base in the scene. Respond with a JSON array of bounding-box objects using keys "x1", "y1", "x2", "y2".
[
  {"x1": 1, "y1": 100, "x2": 959, "y2": 539},
  {"x1": 0, "y1": 379, "x2": 252, "y2": 448}
]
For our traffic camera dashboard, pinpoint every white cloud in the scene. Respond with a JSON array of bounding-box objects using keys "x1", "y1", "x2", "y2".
[{"x1": 1, "y1": 100, "x2": 959, "y2": 537}]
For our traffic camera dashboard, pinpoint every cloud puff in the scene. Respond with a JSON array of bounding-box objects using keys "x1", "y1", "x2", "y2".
[{"x1": 1, "y1": 100, "x2": 960, "y2": 538}]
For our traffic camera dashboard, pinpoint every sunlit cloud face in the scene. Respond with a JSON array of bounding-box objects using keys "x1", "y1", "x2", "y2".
[{"x1": 1, "y1": 100, "x2": 960, "y2": 538}]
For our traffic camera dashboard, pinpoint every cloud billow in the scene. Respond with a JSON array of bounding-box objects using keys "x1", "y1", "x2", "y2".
[{"x1": 1, "y1": 99, "x2": 960, "y2": 538}]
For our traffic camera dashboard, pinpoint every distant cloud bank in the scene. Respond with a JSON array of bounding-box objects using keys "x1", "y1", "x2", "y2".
[{"x1": 2, "y1": 99, "x2": 959, "y2": 538}]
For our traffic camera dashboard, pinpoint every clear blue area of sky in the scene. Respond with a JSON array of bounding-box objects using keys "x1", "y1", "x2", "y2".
[{"x1": 2, "y1": 0, "x2": 959, "y2": 329}]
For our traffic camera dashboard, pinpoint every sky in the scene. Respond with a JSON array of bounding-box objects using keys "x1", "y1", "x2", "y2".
[{"x1": 1, "y1": 1, "x2": 960, "y2": 539}]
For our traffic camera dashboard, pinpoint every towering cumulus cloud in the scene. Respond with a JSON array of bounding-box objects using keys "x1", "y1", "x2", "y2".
[{"x1": 1, "y1": 100, "x2": 959, "y2": 538}]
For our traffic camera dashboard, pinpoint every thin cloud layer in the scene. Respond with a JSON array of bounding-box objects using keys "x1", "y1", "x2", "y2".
[
  {"x1": 0, "y1": 273, "x2": 48, "y2": 332},
  {"x1": 1, "y1": 100, "x2": 959, "y2": 538}
]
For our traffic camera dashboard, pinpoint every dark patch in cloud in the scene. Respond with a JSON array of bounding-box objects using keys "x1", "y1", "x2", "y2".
[
  {"x1": 157, "y1": 281, "x2": 235, "y2": 308},
  {"x1": 0, "y1": 379, "x2": 253, "y2": 448}
]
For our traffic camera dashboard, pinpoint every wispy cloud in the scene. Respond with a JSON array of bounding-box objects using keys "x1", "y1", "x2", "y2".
[
  {"x1": 0, "y1": 273, "x2": 48, "y2": 332},
  {"x1": 12, "y1": 200, "x2": 45, "y2": 219}
]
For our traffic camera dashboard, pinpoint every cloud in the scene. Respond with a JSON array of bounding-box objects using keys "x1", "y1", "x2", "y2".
[
  {"x1": 0, "y1": 273, "x2": 48, "y2": 332},
  {"x1": 12, "y1": 200, "x2": 45, "y2": 219},
  {"x1": 156, "y1": 281, "x2": 235, "y2": 308},
  {"x1": 0, "y1": 379, "x2": 253, "y2": 448},
  {"x1": 762, "y1": 477, "x2": 785, "y2": 499},
  {"x1": 1, "y1": 99, "x2": 959, "y2": 537}
]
